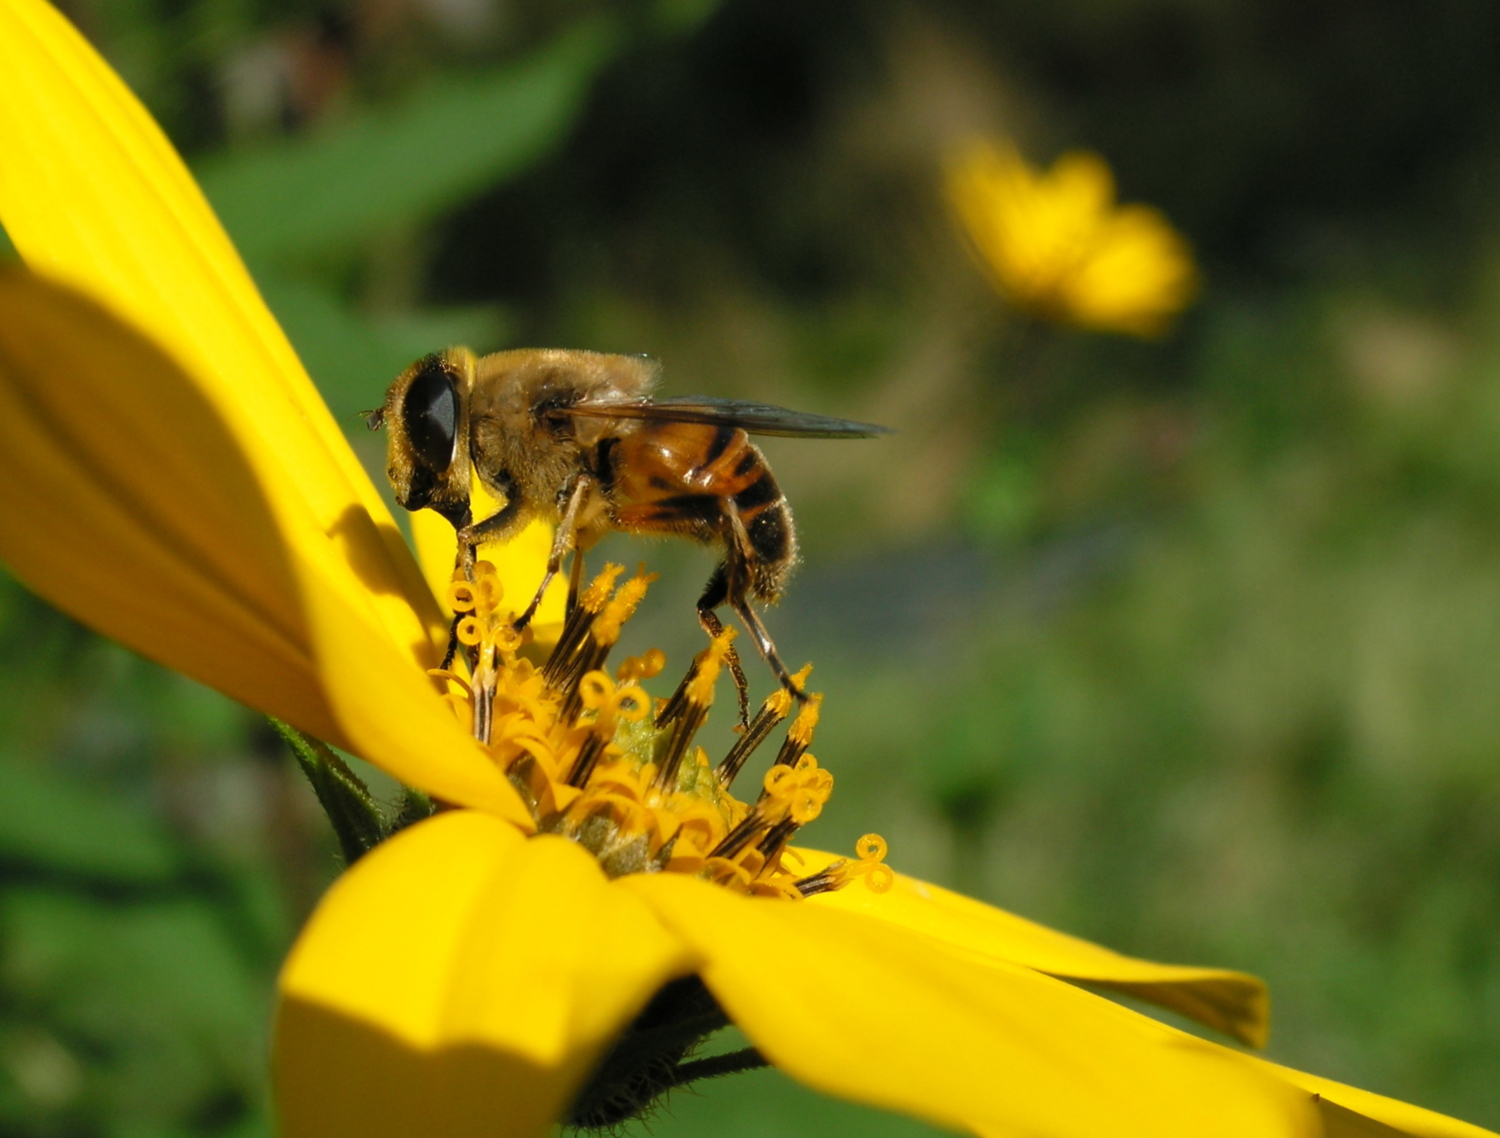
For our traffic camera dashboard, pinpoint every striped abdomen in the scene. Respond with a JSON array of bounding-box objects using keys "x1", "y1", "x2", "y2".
[{"x1": 605, "y1": 421, "x2": 798, "y2": 600}]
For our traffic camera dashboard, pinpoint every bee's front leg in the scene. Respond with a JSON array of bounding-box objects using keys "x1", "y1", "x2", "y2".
[{"x1": 440, "y1": 503, "x2": 474, "y2": 671}]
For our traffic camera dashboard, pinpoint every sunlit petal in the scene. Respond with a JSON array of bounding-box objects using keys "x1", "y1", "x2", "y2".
[
  {"x1": 0, "y1": 270, "x2": 333, "y2": 739},
  {"x1": 0, "y1": 272, "x2": 529, "y2": 819},
  {"x1": 277, "y1": 812, "x2": 692, "y2": 1138},
  {"x1": 626, "y1": 872, "x2": 1318, "y2": 1138},
  {"x1": 0, "y1": 0, "x2": 443, "y2": 667},
  {"x1": 1256, "y1": 1059, "x2": 1497, "y2": 1138},
  {"x1": 802, "y1": 850, "x2": 1267, "y2": 1047},
  {"x1": 0, "y1": 0, "x2": 531, "y2": 812}
]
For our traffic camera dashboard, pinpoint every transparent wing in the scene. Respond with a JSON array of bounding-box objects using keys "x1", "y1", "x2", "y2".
[{"x1": 562, "y1": 395, "x2": 891, "y2": 439}]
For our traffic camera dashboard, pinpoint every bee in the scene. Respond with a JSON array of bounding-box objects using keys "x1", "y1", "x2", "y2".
[{"x1": 369, "y1": 347, "x2": 888, "y2": 716}]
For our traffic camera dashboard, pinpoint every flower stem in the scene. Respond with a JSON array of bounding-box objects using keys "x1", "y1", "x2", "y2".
[
  {"x1": 669, "y1": 1047, "x2": 769, "y2": 1087},
  {"x1": 269, "y1": 718, "x2": 386, "y2": 864}
]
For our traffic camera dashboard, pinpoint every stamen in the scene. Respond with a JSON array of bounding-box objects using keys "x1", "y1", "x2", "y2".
[
  {"x1": 707, "y1": 812, "x2": 764, "y2": 863},
  {"x1": 794, "y1": 833, "x2": 892, "y2": 897},
  {"x1": 653, "y1": 630, "x2": 733, "y2": 790},
  {"x1": 769, "y1": 692, "x2": 822, "y2": 769},
  {"x1": 420, "y1": 548, "x2": 891, "y2": 907},
  {"x1": 717, "y1": 664, "x2": 811, "y2": 787},
  {"x1": 656, "y1": 628, "x2": 735, "y2": 728},
  {"x1": 552, "y1": 567, "x2": 657, "y2": 720},
  {"x1": 542, "y1": 563, "x2": 625, "y2": 687},
  {"x1": 617, "y1": 648, "x2": 667, "y2": 685}
]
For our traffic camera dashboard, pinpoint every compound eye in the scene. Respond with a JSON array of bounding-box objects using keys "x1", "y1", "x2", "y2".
[{"x1": 401, "y1": 357, "x2": 459, "y2": 472}]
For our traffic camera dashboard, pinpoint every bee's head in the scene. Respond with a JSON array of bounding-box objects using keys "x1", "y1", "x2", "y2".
[{"x1": 376, "y1": 348, "x2": 476, "y2": 527}]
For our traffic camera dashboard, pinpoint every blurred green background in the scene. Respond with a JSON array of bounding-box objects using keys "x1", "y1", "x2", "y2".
[{"x1": 6, "y1": 0, "x2": 1500, "y2": 1134}]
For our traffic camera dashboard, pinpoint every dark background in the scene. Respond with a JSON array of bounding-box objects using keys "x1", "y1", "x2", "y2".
[{"x1": 5, "y1": 0, "x2": 1500, "y2": 1134}]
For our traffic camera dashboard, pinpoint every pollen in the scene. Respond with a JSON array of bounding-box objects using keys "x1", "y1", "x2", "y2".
[{"x1": 437, "y1": 562, "x2": 889, "y2": 899}]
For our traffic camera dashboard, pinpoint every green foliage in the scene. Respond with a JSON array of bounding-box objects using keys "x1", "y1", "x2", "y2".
[
  {"x1": 194, "y1": 19, "x2": 618, "y2": 265},
  {"x1": 255, "y1": 271, "x2": 511, "y2": 419},
  {"x1": 0, "y1": 755, "x2": 179, "y2": 883},
  {"x1": 0, "y1": 582, "x2": 288, "y2": 1138},
  {"x1": 1, "y1": 889, "x2": 270, "y2": 1137}
]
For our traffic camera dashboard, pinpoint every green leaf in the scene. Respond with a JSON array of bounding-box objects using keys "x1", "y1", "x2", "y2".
[
  {"x1": 195, "y1": 19, "x2": 618, "y2": 264},
  {"x1": 257, "y1": 273, "x2": 510, "y2": 420},
  {"x1": 0, "y1": 888, "x2": 269, "y2": 1132},
  {"x1": 0, "y1": 754, "x2": 178, "y2": 883}
]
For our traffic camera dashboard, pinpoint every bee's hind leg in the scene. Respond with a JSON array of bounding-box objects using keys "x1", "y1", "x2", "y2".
[
  {"x1": 696, "y1": 564, "x2": 752, "y2": 728},
  {"x1": 726, "y1": 589, "x2": 806, "y2": 706}
]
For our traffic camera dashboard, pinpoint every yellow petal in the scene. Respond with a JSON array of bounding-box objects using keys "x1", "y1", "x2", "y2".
[
  {"x1": 1069, "y1": 205, "x2": 1197, "y2": 337},
  {"x1": 946, "y1": 137, "x2": 1196, "y2": 337},
  {"x1": 277, "y1": 812, "x2": 692, "y2": 1138},
  {"x1": 0, "y1": 2, "x2": 531, "y2": 811},
  {"x1": 294, "y1": 559, "x2": 540, "y2": 822},
  {"x1": 626, "y1": 872, "x2": 1318, "y2": 1138},
  {"x1": 0, "y1": 270, "x2": 335, "y2": 740},
  {"x1": 803, "y1": 851, "x2": 1266, "y2": 1047},
  {"x1": 0, "y1": 0, "x2": 443, "y2": 667},
  {"x1": 1255, "y1": 1059, "x2": 1497, "y2": 1138},
  {"x1": 0, "y1": 271, "x2": 530, "y2": 821}
]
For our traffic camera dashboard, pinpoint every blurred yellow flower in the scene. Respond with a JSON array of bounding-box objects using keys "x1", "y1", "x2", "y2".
[
  {"x1": 0, "y1": 2, "x2": 1492, "y2": 1137},
  {"x1": 947, "y1": 139, "x2": 1198, "y2": 337}
]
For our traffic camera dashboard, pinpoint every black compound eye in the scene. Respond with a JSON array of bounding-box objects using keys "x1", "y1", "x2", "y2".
[{"x1": 401, "y1": 357, "x2": 459, "y2": 472}]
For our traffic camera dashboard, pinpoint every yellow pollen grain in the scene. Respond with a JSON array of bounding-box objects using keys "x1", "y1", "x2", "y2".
[
  {"x1": 592, "y1": 568, "x2": 658, "y2": 646},
  {"x1": 580, "y1": 563, "x2": 627, "y2": 613},
  {"x1": 787, "y1": 692, "x2": 822, "y2": 745},
  {"x1": 687, "y1": 630, "x2": 735, "y2": 707}
]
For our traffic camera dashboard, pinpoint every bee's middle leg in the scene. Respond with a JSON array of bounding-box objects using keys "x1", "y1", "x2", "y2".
[{"x1": 696, "y1": 564, "x2": 752, "y2": 727}]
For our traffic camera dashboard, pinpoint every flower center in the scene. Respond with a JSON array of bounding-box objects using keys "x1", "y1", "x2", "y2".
[{"x1": 430, "y1": 561, "x2": 890, "y2": 899}]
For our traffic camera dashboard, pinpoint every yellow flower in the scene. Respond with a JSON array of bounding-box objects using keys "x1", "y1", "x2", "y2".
[
  {"x1": 0, "y1": 2, "x2": 1490, "y2": 1136},
  {"x1": 946, "y1": 139, "x2": 1198, "y2": 337}
]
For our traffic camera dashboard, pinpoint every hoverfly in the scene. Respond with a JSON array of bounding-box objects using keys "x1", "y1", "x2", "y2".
[{"x1": 371, "y1": 348, "x2": 888, "y2": 716}]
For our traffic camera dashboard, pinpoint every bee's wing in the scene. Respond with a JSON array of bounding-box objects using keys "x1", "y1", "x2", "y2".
[{"x1": 563, "y1": 395, "x2": 891, "y2": 439}]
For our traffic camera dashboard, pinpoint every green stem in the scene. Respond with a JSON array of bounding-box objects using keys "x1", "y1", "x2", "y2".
[{"x1": 269, "y1": 718, "x2": 387, "y2": 864}]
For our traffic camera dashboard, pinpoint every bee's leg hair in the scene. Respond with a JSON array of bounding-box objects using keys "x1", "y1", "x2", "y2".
[
  {"x1": 723, "y1": 502, "x2": 807, "y2": 705},
  {"x1": 696, "y1": 564, "x2": 752, "y2": 728},
  {"x1": 512, "y1": 474, "x2": 591, "y2": 631}
]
